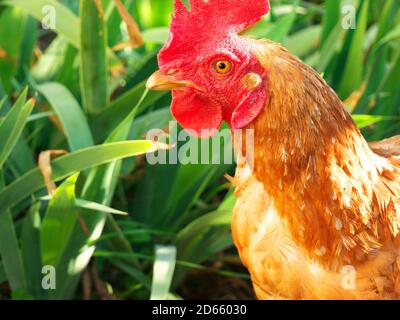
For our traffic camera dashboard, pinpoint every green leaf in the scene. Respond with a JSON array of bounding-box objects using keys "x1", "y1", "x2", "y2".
[
  {"x1": 74, "y1": 91, "x2": 152, "y2": 273},
  {"x1": 0, "y1": 210, "x2": 27, "y2": 292},
  {"x1": 0, "y1": 96, "x2": 7, "y2": 113},
  {"x1": 375, "y1": 0, "x2": 399, "y2": 43},
  {"x1": 0, "y1": 6, "x2": 25, "y2": 92},
  {"x1": 0, "y1": 172, "x2": 27, "y2": 292},
  {"x1": 81, "y1": 90, "x2": 150, "y2": 204},
  {"x1": 321, "y1": 0, "x2": 340, "y2": 47},
  {"x1": 76, "y1": 199, "x2": 127, "y2": 215},
  {"x1": 111, "y1": 260, "x2": 151, "y2": 290},
  {"x1": 338, "y1": 0, "x2": 370, "y2": 98},
  {"x1": 37, "y1": 82, "x2": 94, "y2": 151},
  {"x1": 180, "y1": 0, "x2": 190, "y2": 11},
  {"x1": 21, "y1": 202, "x2": 43, "y2": 298},
  {"x1": 134, "y1": 124, "x2": 232, "y2": 229},
  {"x1": 92, "y1": 81, "x2": 167, "y2": 142},
  {"x1": 175, "y1": 210, "x2": 232, "y2": 248},
  {"x1": 0, "y1": 140, "x2": 158, "y2": 213},
  {"x1": 352, "y1": 114, "x2": 400, "y2": 129},
  {"x1": 374, "y1": 52, "x2": 400, "y2": 117},
  {"x1": 80, "y1": 0, "x2": 108, "y2": 113},
  {"x1": 150, "y1": 246, "x2": 177, "y2": 300},
  {"x1": 31, "y1": 37, "x2": 70, "y2": 82},
  {"x1": 265, "y1": 10, "x2": 297, "y2": 43},
  {"x1": 247, "y1": 0, "x2": 299, "y2": 42},
  {"x1": 7, "y1": 137, "x2": 36, "y2": 176},
  {"x1": 129, "y1": 108, "x2": 172, "y2": 140},
  {"x1": 313, "y1": 22, "x2": 347, "y2": 71},
  {"x1": 41, "y1": 173, "x2": 79, "y2": 267},
  {"x1": 285, "y1": 25, "x2": 321, "y2": 58},
  {"x1": 0, "y1": 88, "x2": 34, "y2": 169},
  {"x1": 16, "y1": 15, "x2": 37, "y2": 81},
  {"x1": 95, "y1": 250, "x2": 248, "y2": 284},
  {"x1": 3, "y1": 0, "x2": 80, "y2": 48},
  {"x1": 27, "y1": 112, "x2": 54, "y2": 123},
  {"x1": 172, "y1": 193, "x2": 234, "y2": 287},
  {"x1": 40, "y1": 196, "x2": 128, "y2": 216},
  {"x1": 142, "y1": 27, "x2": 169, "y2": 44},
  {"x1": 51, "y1": 91, "x2": 155, "y2": 298},
  {"x1": 0, "y1": 262, "x2": 6, "y2": 284},
  {"x1": 374, "y1": 25, "x2": 400, "y2": 51}
]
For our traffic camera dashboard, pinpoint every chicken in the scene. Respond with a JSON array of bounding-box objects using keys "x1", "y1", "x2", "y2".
[{"x1": 146, "y1": 0, "x2": 400, "y2": 299}]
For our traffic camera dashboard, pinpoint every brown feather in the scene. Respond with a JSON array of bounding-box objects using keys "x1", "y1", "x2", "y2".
[{"x1": 232, "y1": 40, "x2": 400, "y2": 299}]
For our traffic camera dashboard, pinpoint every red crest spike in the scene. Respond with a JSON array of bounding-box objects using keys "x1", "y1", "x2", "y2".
[{"x1": 159, "y1": 0, "x2": 270, "y2": 70}]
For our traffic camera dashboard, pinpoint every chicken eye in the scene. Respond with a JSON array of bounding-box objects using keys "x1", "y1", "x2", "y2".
[{"x1": 213, "y1": 60, "x2": 233, "y2": 75}]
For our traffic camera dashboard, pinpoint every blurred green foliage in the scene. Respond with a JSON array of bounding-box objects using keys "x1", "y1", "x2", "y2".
[{"x1": 0, "y1": 0, "x2": 399, "y2": 300}]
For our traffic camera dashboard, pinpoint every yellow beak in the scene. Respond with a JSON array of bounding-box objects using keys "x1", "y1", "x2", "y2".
[{"x1": 146, "y1": 70, "x2": 201, "y2": 91}]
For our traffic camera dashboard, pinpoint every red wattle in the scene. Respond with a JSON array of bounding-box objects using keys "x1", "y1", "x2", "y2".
[{"x1": 171, "y1": 91, "x2": 223, "y2": 138}]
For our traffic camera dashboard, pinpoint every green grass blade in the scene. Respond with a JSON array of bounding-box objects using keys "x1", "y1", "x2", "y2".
[
  {"x1": 142, "y1": 27, "x2": 168, "y2": 44},
  {"x1": 248, "y1": 2, "x2": 299, "y2": 42},
  {"x1": 81, "y1": 90, "x2": 150, "y2": 203},
  {"x1": 375, "y1": 0, "x2": 398, "y2": 42},
  {"x1": 16, "y1": 15, "x2": 37, "y2": 81},
  {"x1": 181, "y1": 0, "x2": 190, "y2": 11},
  {"x1": 265, "y1": 10, "x2": 297, "y2": 43},
  {"x1": 0, "y1": 6, "x2": 25, "y2": 93},
  {"x1": 40, "y1": 196, "x2": 128, "y2": 216},
  {"x1": 312, "y1": 22, "x2": 346, "y2": 71},
  {"x1": 0, "y1": 172, "x2": 27, "y2": 293},
  {"x1": 31, "y1": 37, "x2": 69, "y2": 82},
  {"x1": 111, "y1": 260, "x2": 151, "y2": 290},
  {"x1": 80, "y1": 0, "x2": 108, "y2": 114},
  {"x1": 37, "y1": 82, "x2": 94, "y2": 151},
  {"x1": 3, "y1": 0, "x2": 80, "y2": 48},
  {"x1": 39, "y1": 174, "x2": 82, "y2": 299},
  {"x1": 374, "y1": 52, "x2": 400, "y2": 116},
  {"x1": 0, "y1": 100, "x2": 34, "y2": 167},
  {"x1": 352, "y1": 115, "x2": 400, "y2": 129},
  {"x1": 21, "y1": 202, "x2": 43, "y2": 299},
  {"x1": 41, "y1": 174, "x2": 79, "y2": 268},
  {"x1": 95, "y1": 251, "x2": 248, "y2": 282},
  {"x1": 91, "y1": 81, "x2": 167, "y2": 142},
  {"x1": 0, "y1": 88, "x2": 33, "y2": 169},
  {"x1": 175, "y1": 210, "x2": 232, "y2": 247},
  {"x1": 338, "y1": 0, "x2": 370, "y2": 98},
  {"x1": 7, "y1": 137, "x2": 36, "y2": 176},
  {"x1": 0, "y1": 140, "x2": 157, "y2": 213},
  {"x1": 27, "y1": 112, "x2": 54, "y2": 122},
  {"x1": 73, "y1": 91, "x2": 152, "y2": 277},
  {"x1": 52, "y1": 90, "x2": 154, "y2": 298},
  {"x1": 0, "y1": 96, "x2": 7, "y2": 113},
  {"x1": 286, "y1": 25, "x2": 321, "y2": 58},
  {"x1": 172, "y1": 194, "x2": 235, "y2": 287},
  {"x1": 375, "y1": 25, "x2": 400, "y2": 49},
  {"x1": 321, "y1": 0, "x2": 340, "y2": 47},
  {"x1": 0, "y1": 211, "x2": 27, "y2": 293},
  {"x1": 75, "y1": 199, "x2": 127, "y2": 215},
  {"x1": 135, "y1": 125, "x2": 232, "y2": 228},
  {"x1": 150, "y1": 246, "x2": 177, "y2": 300},
  {"x1": 0, "y1": 262, "x2": 6, "y2": 284}
]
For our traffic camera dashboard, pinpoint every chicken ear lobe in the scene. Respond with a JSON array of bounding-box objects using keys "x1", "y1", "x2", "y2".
[
  {"x1": 171, "y1": 90, "x2": 223, "y2": 138},
  {"x1": 231, "y1": 88, "x2": 267, "y2": 129}
]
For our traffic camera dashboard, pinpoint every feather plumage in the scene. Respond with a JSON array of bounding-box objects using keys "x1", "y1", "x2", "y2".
[{"x1": 232, "y1": 40, "x2": 400, "y2": 299}]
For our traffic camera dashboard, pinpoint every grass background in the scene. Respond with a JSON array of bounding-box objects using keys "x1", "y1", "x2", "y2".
[{"x1": 0, "y1": 0, "x2": 399, "y2": 300}]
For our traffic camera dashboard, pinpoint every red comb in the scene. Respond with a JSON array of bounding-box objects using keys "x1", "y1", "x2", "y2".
[{"x1": 159, "y1": 0, "x2": 270, "y2": 69}]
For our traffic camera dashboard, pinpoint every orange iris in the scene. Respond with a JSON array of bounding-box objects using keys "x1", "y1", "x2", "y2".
[{"x1": 213, "y1": 60, "x2": 232, "y2": 74}]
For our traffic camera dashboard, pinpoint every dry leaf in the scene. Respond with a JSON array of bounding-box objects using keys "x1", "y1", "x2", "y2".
[
  {"x1": 38, "y1": 149, "x2": 68, "y2": 195},
  {"x1": 114, "y1": 0, "x2": 143, "y2": 48}
]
